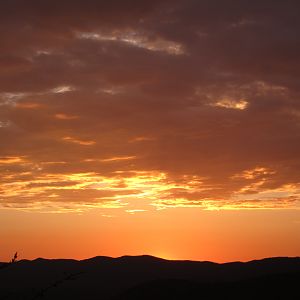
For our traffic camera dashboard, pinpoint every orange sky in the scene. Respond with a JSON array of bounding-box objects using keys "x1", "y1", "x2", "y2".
[
  {"x1": 1, "y1": 208, "x2": 300, "y2": 262},
  {"x1": 0, "y1": 0, "x2": 299, "y2": 262}
]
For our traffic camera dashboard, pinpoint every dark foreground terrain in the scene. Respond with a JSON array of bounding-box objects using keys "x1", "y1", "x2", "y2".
[{"x1": 0, "y1": 256, "x2": 299, "y2": 299}]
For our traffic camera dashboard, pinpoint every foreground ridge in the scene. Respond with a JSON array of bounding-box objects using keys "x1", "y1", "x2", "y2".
[{"x1": 0, "y1": 256, "x2": 299, "y2": 300}]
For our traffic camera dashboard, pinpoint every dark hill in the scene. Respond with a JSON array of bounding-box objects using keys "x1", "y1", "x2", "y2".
[
  {"x1": 113, "y1": 272, "x2": 300, "y2": 300},
  {"x1": 0, "y1": 256, "x2": 299, "y2": 299}
]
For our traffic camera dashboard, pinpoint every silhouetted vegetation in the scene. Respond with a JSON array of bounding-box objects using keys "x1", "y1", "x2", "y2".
[
  {"x1": 10, "y1": 252, "x2": 18, "y2": 264},
  {"x1": 0, "y1": 252, "x2": 18, "y2": 271}
]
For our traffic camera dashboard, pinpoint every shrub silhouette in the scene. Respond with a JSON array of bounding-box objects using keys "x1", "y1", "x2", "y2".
[
  {"x1": 0, "y1": 251, "x2": 18, "y2": 270},
  {"x1": 10, "y1": 252, "x2": 18, "y2": 264}
]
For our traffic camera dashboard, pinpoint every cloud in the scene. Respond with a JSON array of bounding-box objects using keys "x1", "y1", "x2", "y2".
[
  {"x1": 77, "y1": 30, "x2": 185, "y2": 55},
  {"x1": 50, "y1": 86, "x2": 75, "y2": 94},
  {"x1": 152, "y1": 197, "x2": 298, "y2": 210},
  {"x1": 62, "y1": 136, "x2": 96, "y2": 146},
  {"x1": 212, "y1": 98, "x2": 248, "y2": 110},
  {"x1": 0, "y1": 156, "x2": 26, "y2": 164},
  {"x1": 55, "y1": 113, "x2": 79, "y2": 120},
  {"x1": 99, "y1": 156, "x2": 137, "y2": 162},
  {"x1": 0, "y1": 0, "x2": 299, "y2": 212}
]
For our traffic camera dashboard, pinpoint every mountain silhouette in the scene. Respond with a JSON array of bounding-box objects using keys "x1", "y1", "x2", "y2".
[{"x1": 0, "y1": 256, "x2": 299, "y2": 299}]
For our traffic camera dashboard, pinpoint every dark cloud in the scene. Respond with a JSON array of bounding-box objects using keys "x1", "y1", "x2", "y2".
[{"x1": 0, "y1": 0, "x2": 299, "y2": 211}]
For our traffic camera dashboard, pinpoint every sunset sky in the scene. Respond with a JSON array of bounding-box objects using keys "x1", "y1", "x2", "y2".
[{"x1": 0, "y1": 0, "x2": 299, "y2": 262}]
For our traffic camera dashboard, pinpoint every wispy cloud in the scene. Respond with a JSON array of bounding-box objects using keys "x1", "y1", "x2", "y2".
[
  {"x1": 77, "y1": 30, "x2": 185, "y2": 55},
  {"x1": 55, "y1": 113, "x2": 79, "y2": 120},
  {"x1": 212, "y1": 98, "x2": 248, "y2": 110},
  {"x1": 62, "y1": 136, "x2": 96, "y2": 146}
]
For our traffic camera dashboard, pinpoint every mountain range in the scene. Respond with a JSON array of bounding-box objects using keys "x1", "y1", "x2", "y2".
[{"x1": 0, "y1": 256, "x2": 299, "y2": 299}]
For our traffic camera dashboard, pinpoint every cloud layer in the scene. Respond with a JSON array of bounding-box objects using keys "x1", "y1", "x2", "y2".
[{"x1": 0, "y1": 0, "x2": 299, "y2": 212}]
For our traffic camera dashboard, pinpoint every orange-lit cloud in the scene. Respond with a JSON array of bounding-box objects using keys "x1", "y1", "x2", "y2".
[
  {"x1": 0, "y1": 0, "x2": 299, "y2": 215},
  {"x1": 0, "y1": 156, "x2": 26, "y2": 164},
  {"x1": 100, "y1": 156, "x2": 137, "y2": 162},
  {"x1": 62, "y1": 136, "x2": 96, "y2": 146},
  {"x1": 15, "y1": 102, "x2": 42, "y2": 109},
  {"x1": 55, "y1": 113, "x2": 79, "y2": 120},
  {"x1": 212, "y1": 98, "x2": 248, "y2": 110}
]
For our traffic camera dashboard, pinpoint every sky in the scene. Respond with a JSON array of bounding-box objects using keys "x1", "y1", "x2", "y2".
[{"x1": 0, "y1": 0, "x2": 300, "y2": 262}]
